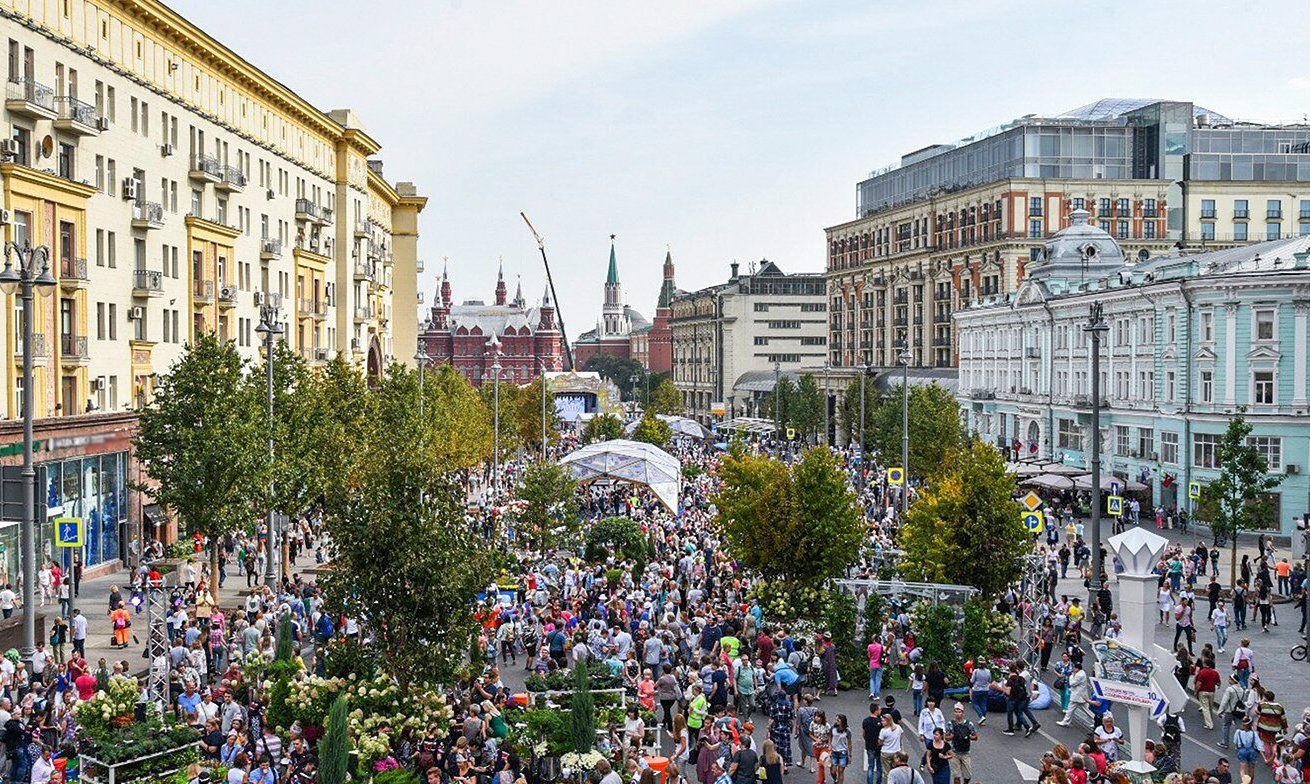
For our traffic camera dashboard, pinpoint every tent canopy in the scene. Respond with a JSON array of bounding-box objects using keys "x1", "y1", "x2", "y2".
[
  {"x1": 558, "y1": 439, "x2": 682, "y2": 511},
  {"x1": 1072, "y1": 474, "x2": 1147, "y2": 493},
  {"x1": 624, "y1": 415, "x2": 712, "y2": 440},
  {"x1": 1022, "y1": 473, "x2": 1075, "y2": 491}
]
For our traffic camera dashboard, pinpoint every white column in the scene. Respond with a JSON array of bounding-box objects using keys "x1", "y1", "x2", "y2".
[
  {"x1": 1118, "y1": 573, "x2": 1157, "y2": 768},
  {"x1": 1223, "y1": 303, "x2": 1238, "y2": 406},
  {"x1": 1293, "y1": 302, "x2": 1308, "y2": 408}
]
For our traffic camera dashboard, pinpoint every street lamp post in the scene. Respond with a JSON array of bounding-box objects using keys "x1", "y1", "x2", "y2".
[
  {"x1": 858, "y1": 364, "x2": 869, "y2": 488},
  {"x1": 0, "y1": 242, "x2": 56, "y2": 662},
  {"x1": 899, "y1": 344, "x2": 912, "y2": 520},
  {"x1": 415, "y1": 347, "x2": 429, "y2": 420},
  {"x1": 1085, "y1": 302, "x2": 1110, "y2": 610},
  {"x1": 539, "y1": 360, "x2": 548, "y2": 460},
  {"x1": 254, "y1": 307, "x2": 283, "y2": 586},
  {"x1": 822, "y1": 361, "x2": 830, "y2": 447},
  {"x1": 488, "y1": 336, "x2": 502, "y2": 500},
  {"x1": 772, "y1": 361, "x2": 782, "y2": 442}
]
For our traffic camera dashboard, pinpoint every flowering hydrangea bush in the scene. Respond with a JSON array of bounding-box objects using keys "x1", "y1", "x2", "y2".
[{"x1": 74, "y1": 675, "x2": 141, "y2": 741}]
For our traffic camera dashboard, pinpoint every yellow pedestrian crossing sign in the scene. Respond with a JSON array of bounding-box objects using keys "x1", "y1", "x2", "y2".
[
  {"x1": 887, "y1": 467, "x2": 905, "y2": 486},
  {"x1": 54, "y1": 517, "x2": 83, "y2": 548},
  {"x1": 1188, "y1": 481, "x2": 1201, "y2": 500},
  {"x1": 1020, "y1": 491, "x2": 1043, "y2": 512},
  {"x1": 1022, "y1": 510, "x2": 1045, "y2": 534},
  {"x1": 1106, "y1": 495, "x2": 1124, "y2": 517}
]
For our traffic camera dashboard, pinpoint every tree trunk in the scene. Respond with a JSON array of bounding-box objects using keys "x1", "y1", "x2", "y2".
[
  {"x1": 210, "y1": 539, "x2": 222, "y2": 613},
  {"x1": 1229, "y1": 528, "x2": 1238, "y2": 589}
]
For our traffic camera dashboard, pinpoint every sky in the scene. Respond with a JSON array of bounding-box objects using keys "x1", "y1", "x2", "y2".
[{"x1": 172, "y1": 0, "x2": 1310, "y2": 343}]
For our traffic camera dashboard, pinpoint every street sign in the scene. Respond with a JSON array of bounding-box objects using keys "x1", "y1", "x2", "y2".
[
  {"x1": 1091, "y1": 639, "x2": 1153, "y2": 685},
  {"x1": 887, "y1": 467, "x2": 904, "y2": 486},
  {"x1": 1022, "y1": 510, "x2": 1045, "y2": 534},
  {"x1": 851, "y1": 446, "x2": 862, "y2": 464},
  {"x1": 1110, "y1": 480, "x2": 1122, "y2": 496},
  {"x1": 1020, "y1": 491, "x2": 1043, "y2": 512},
  {"x1": 786, "y1": 427, "x2": 795, "y2": 440},
  {"x1": 1106, "y1": 495, "x2": 1123, "y2": 516},
  {"x1": 1188, "y1": 481, "x2": 1201, "y2": 500},
  {"x1": 54, "y1": 516, "x2": 83, "y2": 548},
  {"x1": 1089, "y1": 677, "x2": 1168, "y2": 718}
]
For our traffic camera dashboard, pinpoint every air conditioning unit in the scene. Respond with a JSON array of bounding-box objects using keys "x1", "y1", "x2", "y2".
[
  {"x1": 97, "y1": 117, "x2": 110, "y2": 131},
  {"x1": 1287, "y1": 464, "x2": 1300, "y2": 475},
  {"x1": 266, "y1": 188, "x2": 275, "y2": 200},
  {"x1": 160, "y1": 142, "x2": 174, "y2": 157},
  {"x1": 127, "y1": 305, "x2": 145, "y2": 320},
  {"x1": 90, "y1": 376, "x2": 106, "y2": 392},
  {"x1": 121, "y1": 178, "x2": 139, "y2": 201},
  {"x1": 350, "y1": 338, "x2": 361, "y2": 352},
  {"x1": 220, "y1": 284, "x2": 238, "y2": 300},
  {"x1": 0, "y1": 209, "x2": 11, "y2": 225},
  {"x1": 1, "y1": 139, "x2": 20, "y2": 160}
]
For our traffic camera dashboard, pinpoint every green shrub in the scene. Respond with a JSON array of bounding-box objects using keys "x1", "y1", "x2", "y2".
[
  {"x1": 319, "y1": 695, "x2": 351, "y2": 784},
  {"x1": 569, "y1": 665, "x2": 595, "y2": 754}
]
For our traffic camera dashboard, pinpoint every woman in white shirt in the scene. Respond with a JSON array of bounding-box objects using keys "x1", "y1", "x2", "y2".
[{"x1": 877, "y1": 713, "x2": 903, "y2": 774}]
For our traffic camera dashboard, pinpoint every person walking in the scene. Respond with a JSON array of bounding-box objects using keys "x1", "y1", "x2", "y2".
[
  {"x1": 1056, "y1": 660, "x2": 1090, "y2": 728},
  {"x1": 1194, "y1": 658, "x2": 1220, "y2": 730},
  {"x1": 867, "y1": 637, "x2": 884, "y2": 701},
  {"x1": 945, "y1": 704, "x2": 977, "y2": 784},
  {"x1": 1210, "y1": 600, "x2": 1230, "y2": 652},
  {"x1": 966, "y1": 663, "x2": 991, "y2": 725},
  {"x1": 1216, "y1": 672, "x2": 1246, "y2": 748}
]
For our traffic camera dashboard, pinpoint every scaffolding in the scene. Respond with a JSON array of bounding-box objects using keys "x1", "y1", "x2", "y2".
[{"x1": 144, "y1": 584, "x2": 170, "y2": 714}]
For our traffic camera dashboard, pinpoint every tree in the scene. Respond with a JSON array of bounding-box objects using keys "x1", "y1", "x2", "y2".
[
  {"x1": 515, "y1": 376, "x2": 560, "y2": 453},
  {"x1": 517, "y1": 460, "x2": 580, "y2": 552},
  {"x1": 869, "y1": 383, "x2": 963, "y2": 477},
  {"x1": 569, "y1": 665, "x2": 596, "y2": 753},
  {"x1": 584, "y1": 354, "x2": 647, "y2": 400},
  {"x1": 319, "y1": 694, "x2": 351, "y2": 784},
  {"x1": 839, "y1": 372, "x2": 880, "y2": 450},
  {"x1": 134, "y1": 334, "x2": 265, "y2": 594},
  {"x1": 632, "y1": 413, "x2": 672, "y2": 447},
  {"x1": 585, "y1": 517, "x2": 651, "y2": 574},
  {"x1": 480, "y1": 380, "x2": 523, "y2": 459},
  {"x1": 897, "y1": 439, "x2": 1028, "y2": 597},
  {"x1": 789, "y1": 373, "x2": 824, "y2": 443},
  {"x1": 582, "y1": 413, "x2": 624, "y2": 443},
  {"x1": 716, "y1": 447, "x2": 863, "y2": 613},
  {"x1": 1195, "y1": 410, "x2": 1283, "y2": 585},
  {"x1": 647, "y1": 377, "x2": 683, "y2": 416},
  {"x1": 321, "y1": 364, "x2": 493, "y2": 686}
]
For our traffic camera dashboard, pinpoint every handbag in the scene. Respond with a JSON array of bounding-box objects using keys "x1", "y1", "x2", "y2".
[{"x1": 1053, "y1": 676, "x2": 1068, "y2": 691}]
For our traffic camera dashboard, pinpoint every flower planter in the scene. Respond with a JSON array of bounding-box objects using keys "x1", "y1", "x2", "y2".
[{"x1": 80, "y1": 742, "x2": 200, "y2": 784}]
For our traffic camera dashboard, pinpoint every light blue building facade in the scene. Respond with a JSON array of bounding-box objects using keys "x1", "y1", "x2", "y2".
[{"x1": 955, "y1": 210, "x2": 1310, "y2": 534}]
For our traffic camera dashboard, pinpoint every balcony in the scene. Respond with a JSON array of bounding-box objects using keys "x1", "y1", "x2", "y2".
[
  {"x1": 1300, "y1": 211, "x2": 1310, "y2": 221},
  {"x1": 132, "y1": 269, "x2": 164, "y2": 297},
  {"x1": 217, "y1": 165, "x2": 246, "y2": 192},
  {"x1": 217, "y1": 283, "x2": 239, "y2": 308},
  {"x1": 353, "y1": 219, "x2": 370, "y2": 238},
  {"x1": 131, "y1": 201, "x2": 165, "y2": 230},
  {"x1": 1266, "y1": 210, "x2": 1283, "y2": 220},
  {"x1": 297, "y1": 298, "x2": 328, "y2": 319},
  {"x1": 5, "y1": 79, "x2": 56, "y2": 120},
  {"x1": 58, "y1": 257, "x2": 89, "y2": 290},
  {"x1": 1142, "y1": 208, "x2": 1158, "y2": 218},
  {"x1": 353, "y1": 260, "x2": 373, "y2": 280},
  {"x1": 59, "y1": 334, "x2": 88, "y2": 364},
  {"x1": 260, "y1": 238, "x2": 282, "y2": 260},
  {"x1": 294, "y1": 198, "x2": 322, "y2": 223},
  {"x1": 1199, "y1": 210, "x2": 1217, "y2": 219},
  {"x1": 189, "y1": 153, "x2": 223, "y2": 183},
  {"x1": 320, "y1": 207, "x2": 334, "y2": 226},
  {"x1": 54, "y1": 96, "x2": 101, "y2": 135},
  {"x1": 13, "y1": 333, "x2": 49, "y2": 358},
  {"x1": 193, "y1": 280, "x2": 214, "y2": 303},
  {"x1": 353, "y1": 305, "x2": 374, "y2": 322},
  {"x1": 1232, "y1": 209, "x2": 1249, "y2": 219}
]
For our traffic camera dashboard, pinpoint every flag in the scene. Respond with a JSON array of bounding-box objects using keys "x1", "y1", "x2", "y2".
[
  {"x1": 1030, "y1": 442, "x2": 1039, "y2": 453},
  {"x1": 1162, "y1": 473, "x2": 1177, "y2": 488}
]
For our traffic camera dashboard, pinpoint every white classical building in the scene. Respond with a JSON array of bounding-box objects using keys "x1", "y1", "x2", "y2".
[{"x1": 955, "y1": 209, "x2": 1310, "y2": 534}]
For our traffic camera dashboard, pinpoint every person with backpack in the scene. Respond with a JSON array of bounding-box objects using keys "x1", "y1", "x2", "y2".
[
  {"x1": 1233, "y1": 717, "x2": 1263, "y2": 783},
  {"x1": 945, "y1": 704, "x2": 978, "y2": 784}
]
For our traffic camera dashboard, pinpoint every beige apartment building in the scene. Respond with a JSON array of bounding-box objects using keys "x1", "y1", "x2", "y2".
[{"x1": 0, "y1": 0, "x2": 426, "y2": 575}]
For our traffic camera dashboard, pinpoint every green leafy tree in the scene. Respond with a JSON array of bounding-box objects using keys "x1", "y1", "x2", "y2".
[
  {"x1": 134, "y1": 333, "x2": 265, "y2": 594},
  {"x1": 321, "y1": 364, "x2": 492, "y2": 686},
  {"x1": 585, "y1": 517, "x2": 650, "y2": 574},
  {"x1": 584, "y1": 354, "x2": 648, "y2": 400},
  {"x1": 515, "y1": 376, "x2": 560, "y2": 453},
  {"x1": 300, "y1": 356, "x2": 373, "y2": 512},
  {"x1": 647, "y1": 376, "x2": 684, "y2": 416},
  {"x1": 319, "y1": 694, "x2": 351, "y2": 784},
  {"x1": 569, "y1": 665, "x2": 596, "y2": 753},
  {"x1": 839, "y1": 372, "x2": 880, "y2": 450},
  {"x1": 481, "y1": 380, "x2": 523, "y2": 459},
  {"x1": 789, "y1": 373, "x2": 824, "y2": 443},
  {"x1": 632, "y1": 413, "x2": 672, "y2": 447},
  {"x1": 870, "y1": 383, "x2": 963, "y2": 477},
  {"x1": 898, "y1": 439, "x2": 1027, "y2": 597},
  {"x1": 1195, "y1": 410, "x2": 1283, "y2": 585},
  {"x1": 582, "y1": 413, "x2": 624, "y2": 443},
  {"x1": 716, "y1": 447, "x2": 863, "y2": 604},
  {"x1": 517, "y1": 460, "x2": 580, "y2": 551}
]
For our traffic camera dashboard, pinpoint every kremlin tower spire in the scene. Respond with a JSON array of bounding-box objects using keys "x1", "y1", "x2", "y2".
[{"x1": 494, "y1": 257, "x2": 508, "y2": 306}]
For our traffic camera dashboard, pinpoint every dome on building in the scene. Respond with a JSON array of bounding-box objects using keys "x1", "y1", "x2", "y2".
[
  {"x1": 1027, "y1": 208, "x2": 1127, "y2": 284},
  {"x1": 624, "y1": 306, "x2": 650, "y2": 329}
]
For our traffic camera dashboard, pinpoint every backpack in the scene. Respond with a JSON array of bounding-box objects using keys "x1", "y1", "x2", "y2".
[{"x1": 1161, "y1": 715, "x2": 1181, "y2": 744}]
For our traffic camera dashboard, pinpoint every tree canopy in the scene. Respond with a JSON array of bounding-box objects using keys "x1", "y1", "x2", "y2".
[
  {"x1": 839, "y1": 372, "x2": 880, "y2": 451},
  {"x1": 632, "y1": 412, "x2": 672, "y2": 447},
  {"x1": 647, "y1": 377, "x2": 684, "y2": 416},
  {"x1": 1195, "y1": 410, "x2": 1283, "y2": 585},
  {"x1": 869, "y1": 382, "x2": 963, "y2": 477},
  {"x1": 582, "y1": 413, "x2": 624, "y2": 443},
  {"x1": 517, "y1": 460, "x2": 581, "y2": 551}
]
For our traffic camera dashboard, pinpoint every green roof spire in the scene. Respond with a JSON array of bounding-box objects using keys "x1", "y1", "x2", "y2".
[{"x1": 606, "y1": 234, "x2": 619, "y2": 285}]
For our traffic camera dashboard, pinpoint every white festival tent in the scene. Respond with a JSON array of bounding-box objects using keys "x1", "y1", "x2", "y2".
[
  {"x1": 558, "y1": 439, "x2": 682, "y2": 512},
  {"x1": 623, "y1": 414, "x2": 712, "y2": 440}
]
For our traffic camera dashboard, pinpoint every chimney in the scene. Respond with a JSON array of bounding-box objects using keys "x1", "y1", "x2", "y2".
[{"x1": 730, "y1": 262, "x2": 739, "y2": 281}]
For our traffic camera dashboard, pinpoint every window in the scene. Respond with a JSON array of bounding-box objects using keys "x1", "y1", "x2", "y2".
[
  {"x1": 1234, "y1": 222, "x2": 1248, "y2": 241},
  {"x1": 1199, "y1": 370, "x2": 1214, "y2": 403},
  {"x1": 107, "y1": 303, "x2": 117, "y2": 340},
  {"x1": 799, "y1": 303, "x2": 826, "y2": 312},
  {"x1": 1160, "y1": 432, "x2": 1179, "y2": 464},
  {"x1": 10, "y1": 125, "x2": 29, "y2": 167},
  {"x1": 96, "y1": 302, "x2": 105, "y2": 340},
  {"x1": 1144, "y1": 198, "x2": 1157, "y2": 216},
  {"x1": 1137, "y1": 427, "x2": 1154, "y2": 458},
  {"x1": 1200, "y1": 199, "x2": 1216, "y2": 219},
  {"x1": 1117, "y1": 198, "x2": 1130, "y2": 215},
  {"x1": 1253, "y1": 370, "x2": 1275, "y2": 405},
  {"x1": 1116, "y1": 220, "x2": 1128, "y2": 239},
  {"x1": 1200, "y1": 310, "x2": 1214, "y2": 342},
  {"x1": 1234, "y1": 199, "x2": 1249, "y2": 218},
  {"x1": 767, "y1": 320, "x2": 800, "y2": 329},
  {"x1": 1254, "y1": 308, "x2": 1276, "y2": 340},
  {"x1": 1301, "y1": 199, "x2": 1310, "y2": 219},
  {"x1": 1099, "y1": 198, "x2": 1111, "y2": 215},
  {"x1": 1267, "y1": 199, "x2": 1282, "y2": 219},
  {"x1": 753, "y1": 336, "x2": 768, "y2": 345},
  {"x1": 1201, "y1": 223, "x2": 1215, "y2": 241},
  {"x1": 1029, "y1": 196, "x2": 1043, "y2": 216},
  {"x1": 754, "y1": 302, "x2": 770, "y2": 313},
  {"x1": 106, "y1": 231, "x2": 116, "y2": 268},
  {"x1": 1267, "y1": 224, "x2": 1281, "y2": 241},
  {"x1": 1165, "y1": 370, "x2": 1176, "y2": 401},
  {"x1": 1071, "y1": 197, "x2": 1085, "y2": 211},
  {"x1": 1029, "y1": 219, "x2": 1043, "y2": 238},
  {"x1": 1193, "y1": 433, "x2": 1221, "y2": 468},
  {"x1": 1115, "y1": 425, "x2": 1130, "y2": 456},
  {"x1": 1144, "y1": 221, "x2": 1156, "y2": 239},
  {"x1": 1246, "y1": 436, "x2": 1282, "y2": 471},
  {"x1": 1057, "y1": 419, "x2": 1082, "y2": 451},
  {"x1": 800, "y1": 336, "x2": 826, "y2": 345}
]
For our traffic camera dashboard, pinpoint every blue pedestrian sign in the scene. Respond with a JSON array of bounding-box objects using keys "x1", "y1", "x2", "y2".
[
  {"x1": 55, "y1": 516, "x2": 83, "y2": 548},
  {"x1": 1106, "y1": 495, "x2": 1124, "y2": 517}
]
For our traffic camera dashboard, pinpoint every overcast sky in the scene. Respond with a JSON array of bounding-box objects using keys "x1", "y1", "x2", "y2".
[{"x1": 173, "y1": 0, "x2": 1309, "y2": 342}]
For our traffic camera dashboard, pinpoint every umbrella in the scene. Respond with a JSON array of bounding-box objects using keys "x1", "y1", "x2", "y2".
[
  {"x1": 1006, "y1": 462, "x2": 1046, "y2": 477},
  {"x1": 1072, "y1": 474, "x2": 1147, "y2": 493},
  {"x1": 1022, "y1": 473, "x2": 1075, "y2": 491},
  {"x1": 1038, "y1": 463, "x2": 1085, "y2": 476}
]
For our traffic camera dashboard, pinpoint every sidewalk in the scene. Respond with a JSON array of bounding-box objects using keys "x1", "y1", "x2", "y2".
[{"x1": 14, "y1": 546, "x2": 321, "y2": 668}]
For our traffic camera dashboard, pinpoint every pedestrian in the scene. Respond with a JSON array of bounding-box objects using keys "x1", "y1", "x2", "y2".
[
  {"x1": 878, "y1": 719, "x2": 905, "y2": 784},
  {"x1": 1093, "y1": 715, "x2": 1123, "y2": 763},
  {"x1": 966, "y1": 662, "x2": 991, "y2": 724},
  {"x1": 925, "y1": 729, "x2": 952, "y2": 784},
  {"x1": 1194, "y1": 658, "x2": 1220, "y2": 730},
  {"x1": 1057, "y1": 660, "x2": 1090, "y2": 728},
  {"x1": 945, "y1": 704, "x2": 976, "y2": 784}
]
